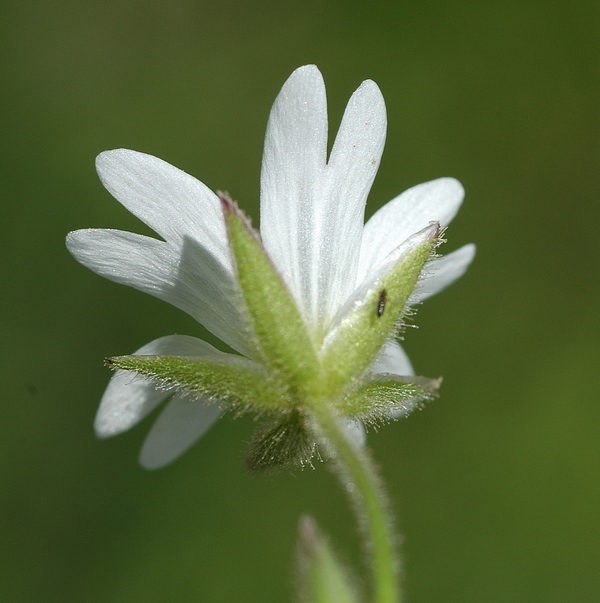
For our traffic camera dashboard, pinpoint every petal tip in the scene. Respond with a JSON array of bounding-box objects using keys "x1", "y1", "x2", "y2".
[
  {"x1": 65, "y1": 230, "x2": 76, "y2": 247},
  {"x1": 95, "y1": 148, "x2": 147, "y2": 179},
  {"x1": 282, "y1": 65, "x2": 325, "y2": 96},
  {"x1": 93, "y1": 414, "x2": 119, "y2": 440},
  {"x1": 291, "y1": 64, "x2": 321, "y2": 78},
  {"x1": 462, "y1": 242, "x2": 477, "y2": 260},
  {"x1": 438, "y1": 177, "x2": 465, "y2": 201},
  {"x1": 138, "y1": 451, "x2": 164, "y2": 471},
  {"x1": 64, "y1": 229, "x2": 89, "y2": 257},
  {"x1": 95, "y1": 148, "x2": 120, "y2": 171},
  {"x1": 356, "y1": 78, "x2": 384, "y2": 101}
]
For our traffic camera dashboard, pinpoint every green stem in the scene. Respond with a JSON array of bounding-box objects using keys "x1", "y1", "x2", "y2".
[{"x1": 307, "y1": 399, "x2": 400, "y2": 603}]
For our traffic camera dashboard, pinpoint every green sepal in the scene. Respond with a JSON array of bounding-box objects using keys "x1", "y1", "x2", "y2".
[
  {"x1": 337, "y1": 373, "x2": 441, "y2": 424},
  {"x1": 320, "y1": 224, "x2": 440, "y2": 394},
  {"x1": 107, "y1": 354, "x2": 291, "y2": 413},
  {"x1": 222, "y1": 196, "x2": 320, "y2": 397},
  {"x1": 246, "y1": 408, "x2": 318, "y2": 472},
  {"x1": 296, "y1": 516, "x2": 360, "y2": 603}
]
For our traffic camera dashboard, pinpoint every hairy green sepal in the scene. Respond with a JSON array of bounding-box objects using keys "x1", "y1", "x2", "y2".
[
  {"x1": 338, "y1": 374, "x2": 441, "y2": 424},
  {"x1": 246, "y1": 408, "x2": 317, "y2": 471},
  {"x1": 222, "y1": 197, "x2": 320, "y2": 397},
  {"x1": 107, "y1": 354, "x2": 290, "y2": 413},
  {"x1": 297, "y1": 516, "x2": 360, "y2": 603},
  {"x1": 321, "y1": 225, "x2": 440, "y2": 394}
]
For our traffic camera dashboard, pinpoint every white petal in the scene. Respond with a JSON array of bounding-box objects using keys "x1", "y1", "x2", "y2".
[
  {"x1": 261, "y1": 67, "x2": 387, "y2": 333},
  {"x1": 370, "y1": 341, "x2": 415, "y2": 376},
  {"x1": 96, "y1": 149, "x2": 229, "y2": 257},
  {"x1": 139, "y1": 393, "x2": 224, "y2": 470},
  {"x1": 317, "y1": 79, "x2": 387, "y2": 327},
  {"x1": 358, "y1": 178, "x2": 464, "y2": 284},
  {"x1": 66, "y1": 229, "x2": 256, "y2": 358},
  {"x1": 414, "y1": 243, "x2": 476, "y2": 302},
  {"x1": 343, "y1": 419, "x2": 367, "y2": 448},
  {"x1": 95, "y1": 335, "x2": 237, "y2": 438},
  {"x1": 260, "y1": 65, "x2": 328, "y2": 326},
  {"x1": 96, "y1": 371, "x2": 172, "y2": 439}
]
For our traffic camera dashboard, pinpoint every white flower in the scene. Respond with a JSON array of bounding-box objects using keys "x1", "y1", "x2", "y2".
[{"x1": 67, "y1": 65, "x2": 475, "y2": 469}]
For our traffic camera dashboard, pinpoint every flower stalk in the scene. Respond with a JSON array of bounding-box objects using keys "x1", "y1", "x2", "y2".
[{"x1": 307, "y1": 395, "x2": 399, "y2": 603}]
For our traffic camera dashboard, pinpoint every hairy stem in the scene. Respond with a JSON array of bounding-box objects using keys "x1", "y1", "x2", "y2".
[{"x1": 307, "y1": 399, "x2": 400, "y2": 603}]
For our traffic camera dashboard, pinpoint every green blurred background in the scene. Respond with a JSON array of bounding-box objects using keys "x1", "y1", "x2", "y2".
[{"x1": 1, "y1": 1, "x2": 599, "y2": 601}]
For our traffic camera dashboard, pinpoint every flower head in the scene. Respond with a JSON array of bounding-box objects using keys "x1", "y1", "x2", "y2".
[{"x1": 67, "y1": 65, "x2": 475, "y2": 470}]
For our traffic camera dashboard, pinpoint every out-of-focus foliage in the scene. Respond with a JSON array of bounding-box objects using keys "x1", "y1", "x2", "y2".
[{"x1": 1, "y1": 1, "x2": 599, "y2": 601}]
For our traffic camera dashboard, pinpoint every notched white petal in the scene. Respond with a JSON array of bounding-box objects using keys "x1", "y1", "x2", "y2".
[
  {"x1": 358, "y1": 178, "x2": 464, "y2": 284},
  {"x1": 139, "y1": 393, "x2": 224, "y2": 470},
  {"x1": 261, "y1": 69, "x2": 389, "y2": 334},
  {"x1": 96, "y1": 150, "x2": 228, "y2": 256},
  {"x1": 66, "y1": 228, "x2": 256, "y2": 358},
  {"x1": 414, "y1": 243, "x2": 476, "y2": 302}
]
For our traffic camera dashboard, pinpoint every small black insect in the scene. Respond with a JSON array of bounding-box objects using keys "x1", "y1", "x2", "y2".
[{"x1": 377, "y1": 289, "x2": 387, "y2": 317}]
